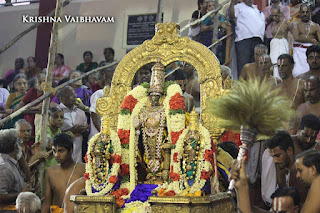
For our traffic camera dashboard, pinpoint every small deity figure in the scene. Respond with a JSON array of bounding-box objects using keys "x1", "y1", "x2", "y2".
[
  {"x1": 84, "y1": 116, "x2": 122, "y2": 196},
  {"x1": 156, "y1": 108, "x2": 214, "y2": 196}
]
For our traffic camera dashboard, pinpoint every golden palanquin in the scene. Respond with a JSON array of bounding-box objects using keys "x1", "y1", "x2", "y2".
[{"x1": 72, "y1": 22, "x2": 235, "y2": 213}]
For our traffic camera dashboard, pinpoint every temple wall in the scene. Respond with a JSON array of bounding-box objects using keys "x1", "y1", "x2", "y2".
[{"x1": 0, "y1": 0, "x2": 232, "y2": 78}]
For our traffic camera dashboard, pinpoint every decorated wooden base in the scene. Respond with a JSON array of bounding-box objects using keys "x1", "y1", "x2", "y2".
[
  {"x1": 149, "y1": 193, "x2": 235, "y2": 213},
  {"x1": 70, "y1": 195, "x2": 116, "y2": 213}
]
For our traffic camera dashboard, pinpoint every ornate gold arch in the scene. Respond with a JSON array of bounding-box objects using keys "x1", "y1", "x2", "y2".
[{"x1": 96, "y1": 22, "x2": 226, "y2": 139}]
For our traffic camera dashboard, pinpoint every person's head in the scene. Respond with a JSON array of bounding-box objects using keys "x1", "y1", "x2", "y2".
[
  {"x1": 267, "y1": 131, "x2": 294, "y2": 170},
  {"x1": 271, "y1": 187, "x2": 300, "y2": 213},
  {"x1": 270, "y1": 6, "x2": 281, "y2": 23},
  {"x1": 30, "y1": 74, "x2": 46, "y2": 92},
  {"x1": 300, "y1": 3, "x2": 311, "y2": 22},
  {"x1": 295, "y1": 149, "x2": 320, "y2": 185},
  {"x1": 69, "y1": 70, "x2": 82, "y2": 87},
  {"x1": 298, "y1": 114, "x2": 320, "y2": 150},
  {"x1": 15, "y1": 119, "x2": 32, "y2": 142},
  {"x1": 27, "y1": 56, "x2": 36, "y2": 69},
  {"x1": 254, "y1": 44, "x2": 268, "y2": 62},
  {"x1": 277, "y1": 54, "x2": 294, "y2": 79},
  {"x1": 181, "y1": 62, "x2": 195, "y2": 78},
  {"x1": 218, "y1": 141, "x2": 239, "y2": 159},
  {"x1": 16, "y1": 192, "x2": 41, "y2": 213},
  {"x1": 306, "y1": 45, "x2": 320, "y2": 70},
  {"x1": 54, "y1": 53, "x2": 64, "y2": 66},
  {"x1": 88, "y1": 73, "x2": 98, "y2": 85},
  {"x1": 243, "y1": 0, "x2": 253, "y2": 7},
  {"x1": 137, "y1": 65, "x2": 152, "y2": 84},
  {"x1": 198, "y1": 0, "x2": 207, "y2": 10},
  {"x1": 52, "y1": 133, "x2": 73, "y2": 164},
  {"x1": 99, "y1": 68, "x2": 114, "y2": 86},
  {"x1": 304, "y1": 75, "x2": 320, "y2": 104},
  {"x1": 103, "y1": 47, "x2": 115, "y2": 62},
  {"x1": 0, "y1": 129, "x2": 22, "y2": 160},
  {"x1": 150, "y1": 93, "x2": 161, "y2": 106},
  {"x1": 15, "y1": 58, "x2": 24, "y2": 70},
  {"x1": 57, "y1": 86, "x2": 76, "y2": 109},
  {"x1": 271, "y1": 0, "x2": 280, "y2": 4},
  {"x1": 48, "y1": 107, "x2": 64, "y2": 129},
  {"x1": 206, "y1": 0, "x2": 215, "y2": 12},
  {"x1": 83, "y1": 51, "x2": 93, "y2": 64},
  {"x1": 13, "y1": 74, "x2": 28, "y2": 94},
  {"x1": 258, "y1": 53, "x2": 272, "y2": 73},
  {"x1": 221, "y1": 65, "x2": 232, "y2": 82}
]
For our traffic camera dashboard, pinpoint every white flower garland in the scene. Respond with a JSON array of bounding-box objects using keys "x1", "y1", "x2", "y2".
[{"x1": 85, "y1": 129, "x2": 121, "y2": 196}]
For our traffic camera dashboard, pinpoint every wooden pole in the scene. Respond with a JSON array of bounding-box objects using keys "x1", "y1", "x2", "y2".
[
  {"x1": 211, "y1": 0, "x2": 219, "y2": 54},
  {"x1": 0, "y1": 61, "x2": 119, "y2": 125},
  {"x1": 39, "y1": 0, "x2": 62, "y2": 150},
  {"x1": 0, "y1": 0, "x2": 72, "y2": 55},
  {"x1": 156, "y1": 0, "x2": 163, "y2": 23}
]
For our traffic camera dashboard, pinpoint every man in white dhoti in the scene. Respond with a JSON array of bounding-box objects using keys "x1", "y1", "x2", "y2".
[
  {"x1": 291, "y1": 3, "x2": 320, "y2": 77},
  {"x1": 269, "y1": 6, "x2": 291, "y2": 80}
]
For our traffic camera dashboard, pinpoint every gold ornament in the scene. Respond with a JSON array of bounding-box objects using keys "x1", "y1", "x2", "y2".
[{"x1": 149, "y1": 59, "x2": 165, "y2": 95}]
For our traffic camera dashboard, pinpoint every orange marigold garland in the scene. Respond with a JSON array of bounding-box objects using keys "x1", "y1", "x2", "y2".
[
  {"x1": 117, "y1": 129, "x2": 130, "y2": 145},
  {"x1": 120, "y1": 164, "x2": 129, "y2": 176},
  {"x1": 109, "y1": 175, "x2": 118, "y2": 184},
  {"x1": 171, "y1": 130, "x2": 183, "y2": 145},
  {"x1": 169, "y1": 93, "x2": 185, "y2": 110},
  {"x1": 200, "y1": 170, "x2": 210, "y2": 180},
  {"x1": 84, "y1": 172, "x2": 90, "y2": 180},
  {"x1": 120, "y1": 95, "x2": 138, "y2": 112},
  {"x1": 203, "y1": 149, "x2": 213, "y2": 162}
]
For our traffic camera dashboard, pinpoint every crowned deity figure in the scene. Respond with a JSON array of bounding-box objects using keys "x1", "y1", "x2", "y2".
[
  {"x1": 155, "y1": 108, "x2": 215, "y2": 196},
  {"x1": 84, "y1": 116, "x2": 122, "y2": 196},
  {"x1": 133, "y1": 61, "x2": 171, "y2": 185}
]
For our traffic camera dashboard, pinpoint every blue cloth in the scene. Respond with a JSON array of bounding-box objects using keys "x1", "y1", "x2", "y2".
[{"x1": 126, "y1": 183, "x2": 158, "y2": 203}]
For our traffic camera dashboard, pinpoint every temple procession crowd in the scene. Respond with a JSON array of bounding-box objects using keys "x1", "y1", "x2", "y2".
[{"x1": 0, "y1": 0, "x2": 320, "y2": 212}]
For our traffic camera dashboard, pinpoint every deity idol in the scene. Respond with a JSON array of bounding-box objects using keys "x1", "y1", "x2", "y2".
[
  {"x1": 84, "y1": 116, "x2": 122, "y2": 196},
  {"x1": 156, "y1": 108, "x2": 214, "y2": 196},
  {"x1": 117, "y1": 60, "x2": 186, "y2": 198}
]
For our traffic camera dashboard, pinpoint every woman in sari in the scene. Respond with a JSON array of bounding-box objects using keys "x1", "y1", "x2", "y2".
[{"x1": 3, "y1": 74, "x2": 28, "y2": 129}]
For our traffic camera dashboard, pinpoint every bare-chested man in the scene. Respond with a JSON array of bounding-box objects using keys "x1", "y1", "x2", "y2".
[
  {"x1": 240, "y1": 44, "x2": 268, "y2": 81},
  {"x1": 256, "y1": 53, "x2": 279, "y2": 85},
  {"x1": 295, "y1": 150, "x2": 320, "y2": 213},
  {"x1": 291, "y1": 114, "x2": 320, "y2": 155},
  {"x1": 276, "y1": 54, "x2": 305, "y2": 110},
  {"x1": 291, "y1": 3, "x2": 320, "y2": 77},
  {"x1": 297, "y1": 45, "x2": 320, "y2": 80},
  {"x1": 42, "y1": 133, "x2": 85, "y2": 213},
  {"x1": 269, "y1": 6, "x2": 291, "y2": 80},
  {"x1": 291, "y1": 76, "x2": 320, "y2": 134}
]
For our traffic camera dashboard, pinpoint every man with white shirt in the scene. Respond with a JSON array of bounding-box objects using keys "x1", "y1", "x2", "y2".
[
  {"x1": 228, "y1": 0, "x2": 265, "y2": 78},
  {"x1": 57, "y1": 86, "x2": 88, "y2": 163}
]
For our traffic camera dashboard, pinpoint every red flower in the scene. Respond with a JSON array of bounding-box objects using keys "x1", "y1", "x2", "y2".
[
  {"x1": 120, "y1": 95, "x2": 138, "y2": 112},
  {"x1": 117, "y1": 129, "x2": 130, "y2": 145},
  {"x1": 173, "y1": 152, "x2": 178, "y2": 163},
  {"x1": 164, "y1": 190, "x2": 176, "y2": 196},
  {"x1": 114, "y1": 155, "x2": 122, "y2": 164},
  {"x1": 84, "y1": 172, "x2": 90, "y2": 180},
  {"x1": 119, "y1": 188, "x2": 129, "y2": 196},
  {"x1": 204, "y1": 150, "x2": 213, "y2": 162},
  {"x1": 169, "y1": 93, "x2": 185, "y2": 110},
  {"x1": 109, "y1": 175, "x2": 118, "y2": 184},
  {"x1": 170, "y1": 171, "x2": 180, "y2": 181},
  {"x1": 116, "y1": 197, "x2": 125, "y2": 208},
  {"x1": 171, "y1": 130, "x2": 183, "y2": 145},
  {"x1": 201, "y1": 170, "x2": 210, "y2": 180},
  {"x1": 120, "y1": 164, "x2": 129, "y2": 176},
  {"x1": 112, "y1": 190, "x2": 121, "y2": 199},
  {"x1": 170, "y1": 166, "x2": 173, "y2": 172},
  {"x1": 84, "y1": 153, "x2": 88, "y2": 163}
]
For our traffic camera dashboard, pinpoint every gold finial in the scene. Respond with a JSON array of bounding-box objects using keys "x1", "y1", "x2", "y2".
[
  {"x1": 101, "y1": 116, "x2": 110, "y2": 136},
  {"x1": 189, "y1": 107, "x2": 199, "y2": 131},
  {"x1": 149, "y1": 59, "x2": 165, "y2": 95}
]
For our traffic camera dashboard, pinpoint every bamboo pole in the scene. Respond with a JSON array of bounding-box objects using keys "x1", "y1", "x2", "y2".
[
  {"x1": 0, "y1": 0, "x2": 72, "y2": 55},
  {"x1": 156, "y1": 0, "x2": 163, "y2": 23},
  {"x1": 211, "y1": 0, "x2": 219, "y2": 53},
  {"x1": 208, "y1": 32, "x2": 233, "y2": 49},
  {"x1": 39, "y1": 0, "x2": 62, "y2": 151},
  {"x1": 0, "y1": 61, "x2": 119, "y2": 125}
]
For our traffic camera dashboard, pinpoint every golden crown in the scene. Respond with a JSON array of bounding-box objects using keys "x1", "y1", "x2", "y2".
[{"x1": 149, "y1": 59, "x2": 165, "y2": 95}]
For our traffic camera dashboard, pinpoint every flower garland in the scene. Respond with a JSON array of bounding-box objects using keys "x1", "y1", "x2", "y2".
[
  {"x1": 157, "y1": 124, "x2": 212, "y2": 195},
  {"x1": 85, "y1": 129, "x2": 122, "y2": 196},
  {"x1": 117, "y1": 84, "x2": 149, "y2": 194}
]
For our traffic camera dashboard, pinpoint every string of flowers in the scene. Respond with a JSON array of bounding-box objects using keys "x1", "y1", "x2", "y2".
[
  {"x1": 117, "y1": 84, "x2": 149, "y2": 195},
  {"x1": 85, "y1": 129, "x2": 122, "y2": 196}
]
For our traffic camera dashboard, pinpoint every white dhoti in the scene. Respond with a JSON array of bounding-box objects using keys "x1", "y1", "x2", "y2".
[
  {"x1": 261, "y1": 149, "x2": 277, "y2": 205},
  {"x1": 292, "y1": 42, "x2": 312, "y2": 77},
  {"x1": 270, "y1": 38, "x2": 289, "y2": 80}
]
